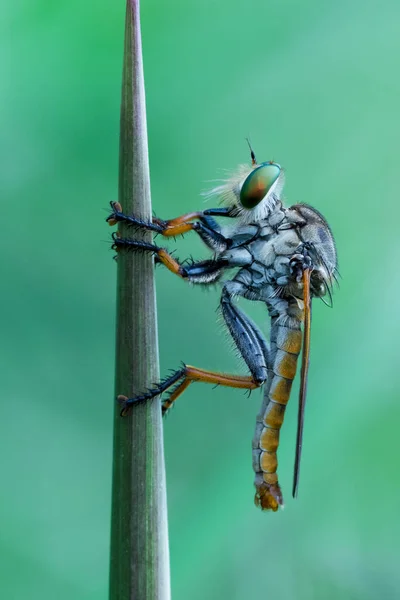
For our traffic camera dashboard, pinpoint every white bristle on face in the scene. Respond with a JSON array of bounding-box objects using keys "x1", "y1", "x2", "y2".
[{"x1": 203, "y1": 163, "x2": 285, "y2": 224}]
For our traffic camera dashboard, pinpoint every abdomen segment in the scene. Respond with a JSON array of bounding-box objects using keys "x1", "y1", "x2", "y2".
[{"x1": 253, "y1": 322, "x2": 302, "y2": 511}]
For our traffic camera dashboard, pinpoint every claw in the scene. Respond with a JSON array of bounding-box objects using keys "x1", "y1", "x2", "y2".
[
  {"x1": 107, "y1": 201, "x2": 124, "y2": 226},
  {"x1": 117, "y1": 394, "x2": 131, "y2": 417},
  {"x1": 111, "y1": 231, "x2": 121, "y2": 251}
]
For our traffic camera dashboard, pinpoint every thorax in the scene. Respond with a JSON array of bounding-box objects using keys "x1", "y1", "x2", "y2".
[{"x1": 229, "y1": 207, "x2": 303, "y2": 289}]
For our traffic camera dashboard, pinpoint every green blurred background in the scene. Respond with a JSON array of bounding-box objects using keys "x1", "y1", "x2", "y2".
[{"x1": 2, "y1": 0, "x2": 400, "y2": 598}]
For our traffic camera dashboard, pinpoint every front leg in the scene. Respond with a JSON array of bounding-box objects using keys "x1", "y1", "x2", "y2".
[
  {"x1": 107, "y1": 201, "x2": 164, "y2": 233},
  {"x1": 112, "y1": 232, "x2": 229, "y2": 283},
  {"x1": 107, "y1": 201, "x2": 234, "y2": 251}
]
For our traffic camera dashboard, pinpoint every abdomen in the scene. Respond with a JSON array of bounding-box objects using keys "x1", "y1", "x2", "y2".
[{"x1": 252, "y1": 318, "x2": 302, "y2": 511}]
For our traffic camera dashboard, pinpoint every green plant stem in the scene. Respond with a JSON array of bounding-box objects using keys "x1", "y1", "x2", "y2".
[{"x1": 109, "y1": 1, "x2": 171, "y2": 598}]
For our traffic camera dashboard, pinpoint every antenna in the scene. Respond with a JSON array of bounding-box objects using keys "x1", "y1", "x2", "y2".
[{"x1": 246, "y1": 137, "x2": 257, "y2": 165}]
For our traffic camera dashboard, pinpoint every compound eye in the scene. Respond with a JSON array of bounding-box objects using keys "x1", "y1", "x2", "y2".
[{"x1": 239, "y1": 162, "x2": 281, "y2": 209}]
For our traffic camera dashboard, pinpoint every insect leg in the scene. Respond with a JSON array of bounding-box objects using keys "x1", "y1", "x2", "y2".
[
  {"x1": 106, "y1": 201, "x2": 165, "y2": 233},
  {"x1": 112, "y1": 232, "x2": 187, "y2": 277},
  {"x1": 117, "y1": 368, "x2": 186, "y2": 417},
  {"x1": 107, "y1": 202, "x2": 234, "y2": 250},
  {"x1": 112, "y1": 231, "x2": 230, "y2": 282},
  {"x1": 161, "y1": 378, "x2": 193, "y2": 415},
  {"x1": 117, "y1": 365, "x2": 260, "y2": 417},
  {"x1": 181, "y1": 247, "x2": 253, "y2": 284},
  {"x1": 192, "y1": 220, "x2": 232, "y2": 252},
  {"x1": 220, "y1": 283, "x2": 269, "y2": 384},
  {"x1": 193, "y1": 208, "x2": 238, "y2": 250},
  {"x1": 183, "y1": 258, "x2": 230, "y2": 283}
]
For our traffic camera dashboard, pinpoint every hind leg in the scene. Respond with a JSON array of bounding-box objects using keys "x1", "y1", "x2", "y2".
[{"x1": 118, "y1": 282, "x2": 270, "y2": 416}]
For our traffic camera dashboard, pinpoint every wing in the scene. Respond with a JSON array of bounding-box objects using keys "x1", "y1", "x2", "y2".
[{"x1": 292, "y1": 268, "x2": 312, "y2": 498}]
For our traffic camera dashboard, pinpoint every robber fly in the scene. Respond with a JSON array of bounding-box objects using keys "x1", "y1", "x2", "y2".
[{"x1": 107, "y1": 146, "x2": 337, "y2": 511}]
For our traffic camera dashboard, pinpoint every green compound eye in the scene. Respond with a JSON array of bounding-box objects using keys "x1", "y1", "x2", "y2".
[{"x1": 239, "y1": 162, "x2": 281, "y2": 209}]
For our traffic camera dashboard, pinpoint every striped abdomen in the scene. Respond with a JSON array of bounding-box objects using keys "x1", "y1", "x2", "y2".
[{"x1": 253, "y1": 321, "x2": 302, "y2": 511}]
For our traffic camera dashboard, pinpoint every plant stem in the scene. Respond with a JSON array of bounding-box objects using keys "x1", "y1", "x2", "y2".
[{"x1": 109, "y1": 1, "x2": 171, "y2": 598}]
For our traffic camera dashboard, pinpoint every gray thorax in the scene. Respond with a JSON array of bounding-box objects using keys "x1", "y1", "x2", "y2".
[{"x1": 219, "y1": 203, "x2": 304, "y2": 319}]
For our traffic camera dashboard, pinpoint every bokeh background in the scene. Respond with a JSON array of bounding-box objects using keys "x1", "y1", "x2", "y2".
[{"x1": 2, "y1": 0, "x2": 400, "y2": 598}]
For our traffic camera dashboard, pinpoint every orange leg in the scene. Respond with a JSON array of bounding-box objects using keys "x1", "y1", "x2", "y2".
[
  {"x1": 111, "y1": 232, "x2": 228, "y2": 282},
  {"x1": 118, "y1": 364, "x2": 261, "y2": 416},
  {"x1": 185, "y1": 366, "x2": 258, "y2": 389},
  {"x1": 108, "y1": 202, "x2": 203, "y2": 234},
  {"x1": 159, "y1": 212, "x2": 203, "y2": 237},
  {"x1": 111, "y1": 232, "x2": 187, "y2": 277},
  {"x1": 161, "y1": 367, "x2": 258, "y2": 415},
  {"x1": 107, "y1": 202, "x2": 234, "y2": 240},
  {"x1": 161, "y1": 378, "x2": 192, "y2": 414}
]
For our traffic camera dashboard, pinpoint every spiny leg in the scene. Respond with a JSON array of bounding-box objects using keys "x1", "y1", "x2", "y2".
[
  {"x1": 107, "y1": 201, "x2": 236, "y2": 229},
  {"x1": 220, "y1": 283, "x2": 270, "y2": 382},
  {"x1": 161, "y1": 378, "x2": 192, "y2": 415},
  {"x1": 107, "y1": 201, "x2": 234, "y2": 251},
  {"x1": 112, "y1": 231, "x2": 229, "y2": 282},
  {"x1": 112, "y1": 232, "x2": 185, "y2": 276},
  {"x1": 117, "y1": 368, "x2": 186, "y2": 417},
  {"x1": 117, "y1": 365, "x2": 260, "y2": 417},
  {"x1": 117, "y1": 284, "x2": 270, "y2": 416}
]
